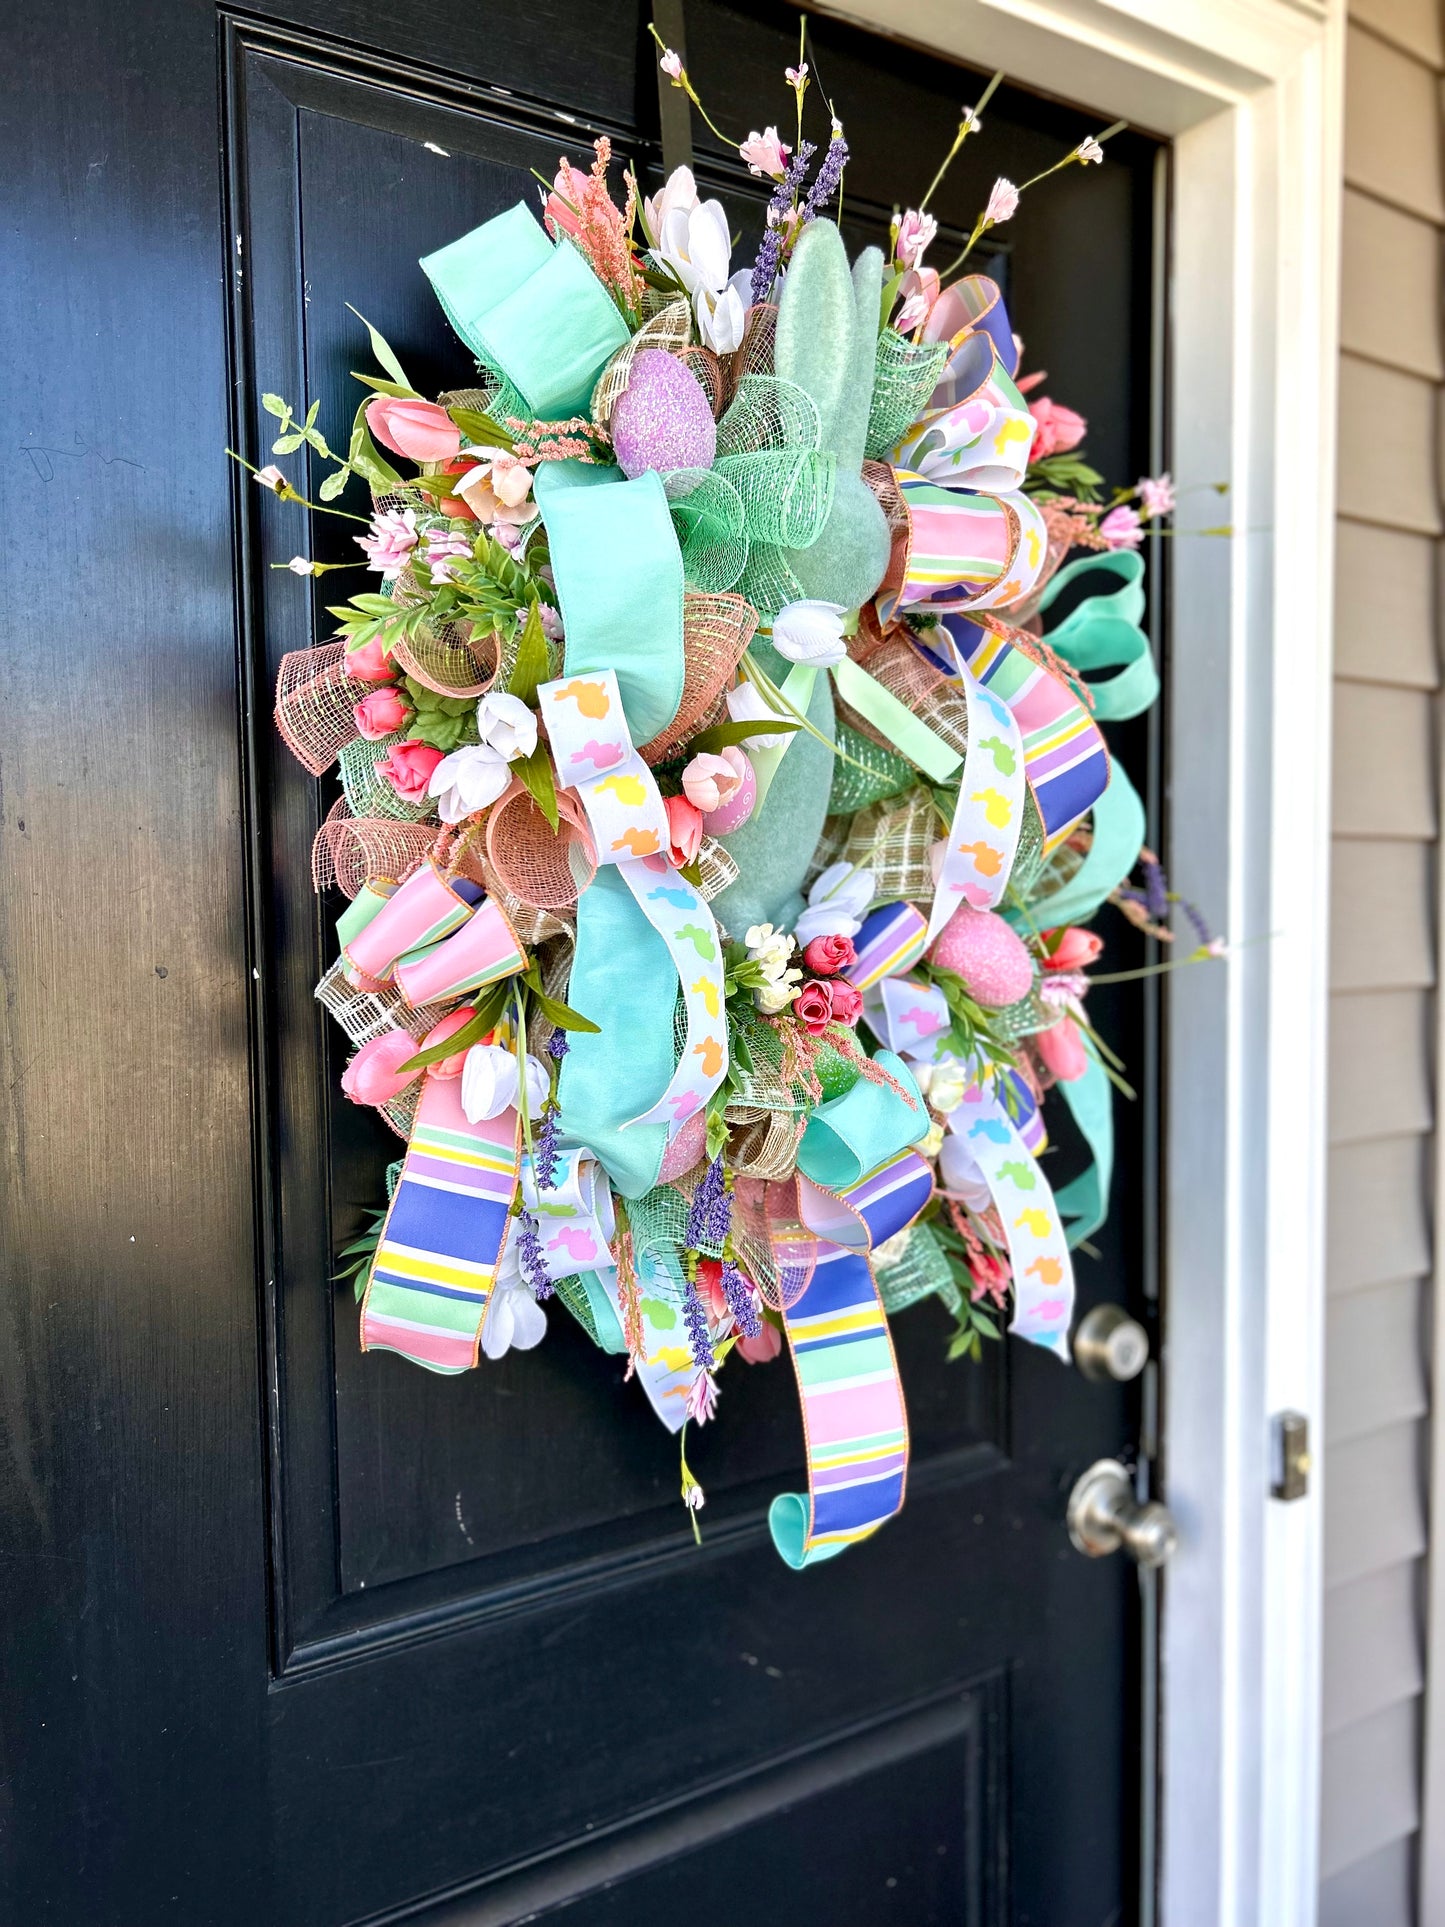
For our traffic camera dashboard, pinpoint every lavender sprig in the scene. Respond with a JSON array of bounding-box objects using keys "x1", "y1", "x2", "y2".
[
  {"x1": 531, "y1": 1029, "x2": 570, "y2": 1193},
  {"x1": 683, "y1": 1152, "x2": 731, "y2": 1254},
  {"x1": 681, "y1": 1280, "x2": 716, "y2": 1375},
  {"x1": 516, "y1": 1209, "x2": 553, "y2": 1301},
  {"x1": 799, "y1": 131, "x2": 849, "y2": 222},
  {"x1": 1139, "y1": 854, "x2": 1169, "y2": 922},
  {"x1": 751, "y1": 140, "x2": 816, "y2": 306},
  {"x1": 721, "y1": 1258, "x2": 761, "y2": 1339}
]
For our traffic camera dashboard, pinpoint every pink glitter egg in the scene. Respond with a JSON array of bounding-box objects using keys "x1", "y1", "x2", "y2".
[
  {"x1": 929, "y1": 905, "x2": 1034, "y2": 1008},
  {"x1": 658, "y1": 1110, "x2": 708, "y2": 1180},
  {"x1": 611, "y1": 350, "x2": 717, "y2": 478},
  {"x1": 700, "y1": 751, "x2": 757, "y2": 836}
]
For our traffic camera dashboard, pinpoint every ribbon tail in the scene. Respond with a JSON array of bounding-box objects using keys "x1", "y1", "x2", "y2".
[
  {"x1": 360, "y1": 1076, "x2": 520, "y2": 1373},
  {"x1": 954, "y1": 1079, "x2": 1074, "y2": 1361},
  {"x1": 616, "y1": 858, "x2": 727, "y2": 1129},
  {"x1": 926, "y1": 653, "x2": 1026, "y2": 943},
  {"x1": 1053, "y1": 1050, "x2": 1115, "y2": 1249}
]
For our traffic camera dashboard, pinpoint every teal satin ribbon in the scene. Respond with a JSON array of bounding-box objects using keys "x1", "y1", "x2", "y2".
[
  {"x1": 421, "y1": 205, "x2": 629, "y2": 418},
  {"x1": 1040, "y1": 551, "x2": 1158, "y2": 722},
  {"x1": 421, "y1": 204, "x2": 688, "y2": 1195},
  {"x1": 797, "y1": 1050, "x2": 928, "y2": 1189},
  {"x1": 1055, "y1": 1051, "x2": 1114, "y2": 1248}
]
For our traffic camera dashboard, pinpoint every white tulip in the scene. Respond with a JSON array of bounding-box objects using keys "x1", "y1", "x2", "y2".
[
  {"x1": 938, "y1": 1130, "x2": 995, "y2": 1211},
  {"x1": 429, "y1": 743, "x2": 511, "y2": 824},
  {"x1": 726, "y1": 679, "x2": 792, "y2": 750},
  {"x1": 794, "y1": 861, "x2": 876, "y2": 946},
  {"x1": 641, "y1": 165, "x2": 699, "y2": 250},
  {"x1": 927, "y1": 1059, "x2": 969, "y2": 1116},
  {"x1": 694, "y1": 273, "x2": 752, "y2": 354},
  {"x1": 772, "y1": 599, "x2": 849, "y2": 667},
  {"x1": 460, "y1": 1045, "x2": 549, "y2": 1123},
  {"x1": 476, "y1": 690, "x2": 538, "y2": 762},
  {"x1": 481, "y1": 1236, "x2": 547, "y2": 1359},
  {"x1": 658, "y1": 198, "x2": 731, "y2": 295}
]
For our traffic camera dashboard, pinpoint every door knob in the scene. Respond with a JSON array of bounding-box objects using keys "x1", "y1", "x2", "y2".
[
  {"x1": 1067, "y1": 1458, "x2": 1178, "y2": 1568},
  {"x1": 1073, "y1": 1303, "x2": 1149, "y2": 1381}
]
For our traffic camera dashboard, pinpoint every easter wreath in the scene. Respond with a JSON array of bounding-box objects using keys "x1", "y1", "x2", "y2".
[{"x1": 243, "y1": 53, "x2": 1216, "y2": 1567}]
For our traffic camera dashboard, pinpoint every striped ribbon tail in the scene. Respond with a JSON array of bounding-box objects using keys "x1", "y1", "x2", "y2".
[
  {"x1": 844, "y1": 901, "x2": 929, "y2": 993},
  {"x1": 949, "y1": 616, "x2": 1110, "y2": 854},
  {"x1": 769, "y1": 1151, "x2": 934, "y2": 1569},
  {"x1": 361, "y1": 1075, "x2": 520, "y2": 1373}
]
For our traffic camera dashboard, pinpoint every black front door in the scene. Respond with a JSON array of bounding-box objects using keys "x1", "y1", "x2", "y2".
[{"x1": 2, "y1": 4, "x2": 1162, "y2": 1921}]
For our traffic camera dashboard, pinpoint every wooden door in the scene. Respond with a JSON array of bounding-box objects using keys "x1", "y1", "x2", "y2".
[{"x1": 0, "y1": 2, "x2": 1163, "y2": 1920}]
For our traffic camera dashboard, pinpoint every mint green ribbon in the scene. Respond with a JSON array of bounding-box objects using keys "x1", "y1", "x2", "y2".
[
  {"x1": 421, "y1": 205, "x2": 629, "y2": 418},
  {"x1": 421, "y1": 204, "x2": 689, "y2": 1196},
  {"x1": 797, "y1": 1050, "x2": 927, "y2": 1190},
  {"x1": 1040, "y1": 551, "x2": 1158, "y2": 722},
  {"x1": 1054, "y1": 1050, "x2": 1114, "y2": 1248}
]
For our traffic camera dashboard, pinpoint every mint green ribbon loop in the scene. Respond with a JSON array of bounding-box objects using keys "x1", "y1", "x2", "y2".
[
  {"x1": 1041, "y1": 551, "x2": 1158, "y2": 722},
  {"x1": 797, "y1": 1051, "x2": 928, "y2": 1191},
  {"x1": 1054, "y1": 1051, "x2": 1115, "y2": 1249},
  {"x1": 421, "y1": 204, "x2": 630, "y2": 419}
]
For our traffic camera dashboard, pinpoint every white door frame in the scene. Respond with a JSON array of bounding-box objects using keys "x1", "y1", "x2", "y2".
[{"x1": 814, "y1": 3, "x2": 1345, "y2": 1922}]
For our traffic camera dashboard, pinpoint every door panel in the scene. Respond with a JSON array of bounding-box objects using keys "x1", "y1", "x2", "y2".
[{"x1": 1, "y1": 2, "x2": 1161, "y2": 1921}]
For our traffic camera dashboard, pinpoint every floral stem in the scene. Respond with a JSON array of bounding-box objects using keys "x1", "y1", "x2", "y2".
[
  {"x1": 226, "y1": 449, "x2": 371, "y2": 523},
  {"x1": 919, "y1": 69, "x2": 1004, "y2": 212},
  {"x1": 645, "y1": 23, "x2": 740, "y2": 148}
]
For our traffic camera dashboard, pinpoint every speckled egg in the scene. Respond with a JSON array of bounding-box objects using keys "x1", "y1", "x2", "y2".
[
  {"x1": 700, "y1": 750, "x2": 757, "y2": 836},
  {"x1": 929, "y1": 905, "x2": 1034, "y2": 1008},
  {"x1": 611, "y1": 350, "x2": 717, "y2": 478}
]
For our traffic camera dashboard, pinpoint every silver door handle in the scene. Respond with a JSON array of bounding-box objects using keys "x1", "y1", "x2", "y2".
[
  {"x1": 1067, "y1": 1458, "x2": 1178, "y2": 1568},
  {"x1": 1073, "y1": 1303, "x2": 1149, "y2": 1381}
]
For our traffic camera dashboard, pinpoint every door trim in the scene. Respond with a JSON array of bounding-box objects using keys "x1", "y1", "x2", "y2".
[{"x1": 811, "y1": 4, "x2": 1344, "y2": 1924}]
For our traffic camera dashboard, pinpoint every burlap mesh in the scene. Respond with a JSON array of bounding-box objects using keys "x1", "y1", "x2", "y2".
[
  {"x1": 875, "y1": 1221, "x2": 962, "y2": 1315},
  {"x1": 590, "y1": 299, "x2": 692, "y2": 430},
  {"x1": 314, "y1": 958, "x2": 450, "y2": 1045},
  {"x1": 275, "y1": 641, "x2": 359, "y2": 776},
  {"x1": 692, "y1": 836, "x2": 739, "y2": 901},
  {"x1": 484, "y1": 782, "x2": 598, "y2": 910},
  {"x1": 676, "y1": 303, "x2": 778, "y2": 421},
  {"x1": 392, "y1": 613, "x2": 501, "y2": 699},
  {"x1": 829, "y1": 787, "x2": 939, "y2": 902},
  {"x1": 865, "y1": 329, "x2": 951, "y2": 462},
  {"x1": 638, "y1": 592, "x2": 757, "y2": 765},
  {"x1": 338, "y1": 738, "x2": 435, "y2": 823},
  {"x1": 827, "y1": 723, "x2": 918, "y2": 814},
  {"x1": 312, "y1": 798, "x2": 439, "y2": 899},
  {"x1": 379, "y1": 1082, "x2": 422, "y2": 1143},
  {"x1": 445, "y1": 824, "x2": 576, "y2": 946}
]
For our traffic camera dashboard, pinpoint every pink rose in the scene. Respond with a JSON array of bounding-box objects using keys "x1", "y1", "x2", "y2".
[
  {"x1": 1042, "y1": 926, "x2": 1103, "y2": 972},
  {"x1": 545, "y1": 160, "x2": 592, "y2": 239},
  {"x1": 1028, "y1": 396, "x2": 1087, "y2": 460},
  {"x1": 801, "y1": 932, "x2": 856, "y2": 977},
  {"x1": 737, "y1": 1320, "x2": 783, "y2": 1365},
  {"x1": 681, "y1": 746, "x2": 747, "y2": 814},
  {"x1": 665, "y1": 793, "x2": 705, "y2": 867},
  {"x1": 364, "y1": 396, "x2": 462, "y2": 465},
  {"x1": 379, "y1": 739, "x2": 444, "y2": 803},
  {"x1": 353, "y1": 686, "x2": 412, "y2": 741},
  {"x1": 340, "y1": 1030, "x2": 420, "y2": 1107},
  {"x1": 1036, "y1": 1015, "x2": 1089, "y2": 1082},
  {"x1": 793, "y1": 980, "x2": 836, "y2": 1035},
  {"x1": 1099, "y1": 504, "x2": 1144, "y2": 550},
  {"x1": 418, "y1": 1005, "x2": 477, "y2": 1079},
  {"x1": 828, "y1": 980, "x2": 863, "y2": 1028},
  {"x1": 344, "y1": 636, "x2": 398, "y2": 682}
]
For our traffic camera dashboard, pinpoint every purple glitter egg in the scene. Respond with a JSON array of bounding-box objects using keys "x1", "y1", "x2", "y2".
[{"x1": 611, "y1": 349, "x2": 717, "y2": 478}]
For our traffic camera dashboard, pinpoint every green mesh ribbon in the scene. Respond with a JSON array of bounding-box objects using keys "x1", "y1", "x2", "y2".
[
  {"x1": 552, "y1": 1272, "x2": 597, "y2": 1342},
  {"x1": 338, "y1": 739, "x2": 433, "y2": 823},
  {"x1": 665, "y1": 375, "x2": 836, "y2": 609},
  {"x1": 865, "y1": 329, "x2": 950, "y2": 462},
  {"x1": 875, "y1": 1220, "x2": 962, "y2": 1316},
  {"x1": 827, "y1": 722, "x2": 918, "y2": 813}
]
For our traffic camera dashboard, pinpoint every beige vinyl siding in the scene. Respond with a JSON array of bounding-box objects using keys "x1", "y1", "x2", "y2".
[{"x1": 1321, "y1": 7, "x2": 1442, "y2": 1923}]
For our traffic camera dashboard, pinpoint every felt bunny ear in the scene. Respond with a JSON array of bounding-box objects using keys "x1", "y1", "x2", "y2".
[{"x1": 774, "y1": 220, "x2": 859, "y2": 451}]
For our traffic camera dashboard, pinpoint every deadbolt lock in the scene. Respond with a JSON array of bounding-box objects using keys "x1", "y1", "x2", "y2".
[{"x1": 1073, "y1": 1303, "x2": 1150, "y2": 1382}]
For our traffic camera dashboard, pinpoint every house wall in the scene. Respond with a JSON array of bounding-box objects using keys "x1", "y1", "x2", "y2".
[{"x1": 1320, "y1": 4, "x2": 1443, "y2": 1922}]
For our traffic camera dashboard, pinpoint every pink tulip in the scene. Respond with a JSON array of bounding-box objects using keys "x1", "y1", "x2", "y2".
[
  {"x1": 739, "y1": 127, "x2": 791, "y2": 180},
  {"x1": 545, "y1": 159, "x2": 592, "y2": 239},
  {"x1": 737, "y1": 1320, "x2": 782, "y2": 1365},
  {"x1": 341, "y1": 1030, "x2": 420, "y2": 1106},
  {"x1": 664, "y1": 793, "x2": 705, "y2": 867},
  {"x1": 1042, "y1": 926, "x2": 1103, "y2": 972},
  {"x1": 418, "y1": 1005, "x2": 478, "y2": 1079},
  {"x1": 379, "y1": 739, "x2": 443, "y2": 803},
  {"x1": 343, "y1": 636, "x2": 398, "y2": 682},
  {"x1": 1028, "y1": 396, "x2": 1087, "y2": 460},
  {"x1": 353, "y1": 686, "x2": 411, "y2": 740},
  {"x1": 365, "y1": 395, "x2": 462, "y2": 464},
  {"x1": 681, "y1": 746, "x2": 747, "y2": 814},
  {"x1": 894, "y1": 208, "x2": 938, "y2": 270},
  {"x1": 1036, "y1": 1015, "x2": 1089, "y2": 1082}
]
